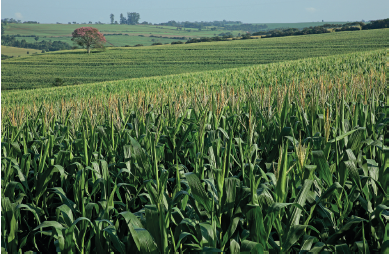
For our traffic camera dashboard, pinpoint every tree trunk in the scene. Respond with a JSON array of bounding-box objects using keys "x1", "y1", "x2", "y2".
[{"x1": 87, "y1": 46, "x2": 90, "y2": 54}]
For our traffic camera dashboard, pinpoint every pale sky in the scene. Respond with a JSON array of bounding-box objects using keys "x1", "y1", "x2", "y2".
[{"x1": 1, "y1": 0, "x2": 389, "y2": 24}]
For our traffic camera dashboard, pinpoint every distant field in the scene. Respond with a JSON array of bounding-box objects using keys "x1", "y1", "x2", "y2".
[
  {"x1": 1, "y1": 45, "x2": 42, "y2": 57},
  {"x1": 9, "y1": 34, "x2": 186, "y2": 48},
  {"x1": 1, "y1": 28, "x2": 388, "y2": 90},
  {"x1": 2, "y1": 23, "x2": 245, "y2": 47},
  {"x1": 1, "y1": 22, "x2": 352, "y2": 47}
]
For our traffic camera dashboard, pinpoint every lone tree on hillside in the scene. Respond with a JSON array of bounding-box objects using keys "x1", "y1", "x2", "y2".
[{"x1": 71, "y1": 27, "x2": 106, "y2": 54}]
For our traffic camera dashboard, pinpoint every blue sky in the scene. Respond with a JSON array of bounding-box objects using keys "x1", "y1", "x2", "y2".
[{"x1": 1, "y1": 0, "x2": 389, "y2": 24}]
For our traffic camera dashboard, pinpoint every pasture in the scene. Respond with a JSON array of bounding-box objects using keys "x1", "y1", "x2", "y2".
[
  {"x1": 2, "y1": 23, "x2": 244, "y2": 47},
  {"x1": 1, "y1": 46, "x2": 42, "y2": 57}
]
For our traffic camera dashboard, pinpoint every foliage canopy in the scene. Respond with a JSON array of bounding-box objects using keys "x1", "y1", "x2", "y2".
[{"x1": 71, "y1": 27, "x2": 106, "y2": 54}]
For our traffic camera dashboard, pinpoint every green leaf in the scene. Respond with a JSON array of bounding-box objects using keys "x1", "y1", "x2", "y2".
[
  {"x1": 312, "y1": 151, "x2": 333, "y2": 187},
  {"x1": 308, "y1": 242, "x2": 325, "y2": 254},
  {"x1": 229, "y1": 238, "x2": 240, "y2": 254},
  {"x1": 145, "y1": 205, "x2": 162, "y2": 253},
  {"x1": 317, "y1": 182, "x2": 343, "y2": 203},
  {"x1": 344, "y1": 160, "x2": 361, "y2": 189},
  {"x1": 267, "y1": 202, "x2": 307, "y2": 216},
  {"x1": 33, "y1": 221, "x2": 64, "y2": 231},
  {"x1": 222, "y1": 216, "x2": 240, "y2": 246},
  {"x1": 201, "y1": 246, "x2": 223, "y2": 254},
  {"x1": 245, "y1": 204, "x2": 268, "y2": 250},
  {"x1": 289, "y1": 179, "x2": 313, "y2": 226},
  {"x1": 133, "y1": 228, "x2": 160, "y2": 253},
  {"x1": 380, "y1": 240, "x2": 389, "y2": 254},
  {"x1": 299, "y1": 235, "x2": 316, "y2": 254},
  {"x1": 240, "y1": 239, "x2": 264, "y2": 254},
  {"x1": 281, "y1": 225, "x2": 309, "y2": 253},
  {"x1": 335, "y1": 243, "x2": 352, "y2": 254},
  {"x1": 326, "y1": 216, "x2": 368, "y2": 244},
  {"x1": 175, "y1": 232, "x2": 199, "y2": 251},
  {"x1": 185, "y1": 172, "x2": 212, "y2": 213},
  {"x1": 102, "y1": 226, "x2": 126, "y2": 254},
  {"x1": 198, "y1": 222, "x2": 216, "y2": 248},
  {"x1": 57, "y1": 204, "x2": 74, "y2": 228},
  {"x1": 327, "y1": 127, "x2": 364, "y2": 144}
]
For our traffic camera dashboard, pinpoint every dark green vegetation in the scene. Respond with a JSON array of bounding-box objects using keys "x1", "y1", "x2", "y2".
[
  {"x1": 252, "y1": 19, "x2": 389, "y2": 37},
  {"x1": 1, "y1": 28, "x2": 389, "y2": 90},
  {"x1": 1, "y1": 49, "x2": 389, "y2": 253},
  {"x1": 1, "y1": 34, "x2": 72, "y2": 51}
]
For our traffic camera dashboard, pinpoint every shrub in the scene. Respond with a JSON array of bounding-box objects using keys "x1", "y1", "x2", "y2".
[
  {"x1": 171, "y1": 41, "x2": 184, "y2": 45},
  {"x1": 52, "y1": 78, "x2": 64, "y2": 87}
]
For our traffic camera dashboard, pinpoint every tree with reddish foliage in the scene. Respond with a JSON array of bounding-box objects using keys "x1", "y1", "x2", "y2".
[{"x1": 71, "y1": 27, "x2": 106, "y2": 54}]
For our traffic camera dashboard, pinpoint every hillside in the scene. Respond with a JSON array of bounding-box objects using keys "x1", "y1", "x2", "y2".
[
  {"x1": 1, "y1": 23, "x2": 245, "y2": 47},
  {"x1": 1, "y1": 22, "x2": 350, "y2": 47},
  {"x1": 2, "y1": 48, "x2": 388, "y2": 107},
  {"x1": 1, "y1": 28, "x2": 389, "y2": 90},
  {"x1": 1, "y1": 45, "x2": 42, "y2": 58}
]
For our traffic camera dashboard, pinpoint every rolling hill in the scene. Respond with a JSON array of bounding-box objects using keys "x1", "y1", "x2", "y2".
[{"x1": 1, "y1": 28, "x2": 388, "y2": 90}]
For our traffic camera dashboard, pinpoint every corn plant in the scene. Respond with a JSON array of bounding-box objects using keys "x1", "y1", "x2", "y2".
[{"x1": 1, "y1": 50, "x2": 389, "y2": 254}]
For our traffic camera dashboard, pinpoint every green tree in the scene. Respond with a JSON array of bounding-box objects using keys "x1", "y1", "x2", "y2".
[
  {"x1": 127, "y1": 12, "x2": 140, "y2": 25},
  {"x1": 120, "y1": 13, "x2": 127, "y2": 24},
  {"x1": 110, "y1": 14, "x2": 114, "y2": 24}
]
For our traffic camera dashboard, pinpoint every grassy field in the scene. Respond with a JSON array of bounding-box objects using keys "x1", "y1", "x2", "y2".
[
  {"x1": 1, "y1": 45, "x2": 42, "y2": 57},
  {"x1": 2, "y1": 23, "x2": 245, "y2": 47},
  {"x1": 1, "y1": 49, "x2": 389, "y2": 254},
  {"x1": 3, "y1": 23, "x2": 239, "y2": 37},
  {"x1": 1, "y1": 22, "x2": 352, "y2": 48},
  {"x1": 9, "y1": 34, "x2": 187, "y2": 48},
  {"x1": 1, "y1": 28, "x2": 389, "y2": 90}
]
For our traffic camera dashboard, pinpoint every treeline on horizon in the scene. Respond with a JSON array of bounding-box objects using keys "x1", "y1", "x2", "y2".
[
  {"x1": 253, "y1": 19, "x2": 389, "y2": 36},
  {"x1": 184, "y1": 18, "x2": 389, "y2": 44},
  {"x1": 158, "y1": 20, "x2": 268, "y2": 33}
]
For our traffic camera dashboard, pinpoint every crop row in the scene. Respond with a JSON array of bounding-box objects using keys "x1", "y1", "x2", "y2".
[
  {"x1": 2, "y1": 48, "x2": 389, "y2": 109},
  {"x1": 1, "y1": 29, "x2": 388, "y2": 90},
  {"x1": 1, "y1": 50, "x2": 389, "y2": 253}
]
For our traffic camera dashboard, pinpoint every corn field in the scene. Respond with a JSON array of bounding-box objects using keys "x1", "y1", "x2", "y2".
[
  {"x1": 1, "y1": 50, "x2": 389, "y2": 253},
  {"x1": 1, "y1": 28, "x2": 388, "y2": 90}
]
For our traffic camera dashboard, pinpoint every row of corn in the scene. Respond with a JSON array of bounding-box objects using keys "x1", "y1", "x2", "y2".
[{"x1": 1, "y1": 51, "x2": 389, "y2": 253}]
